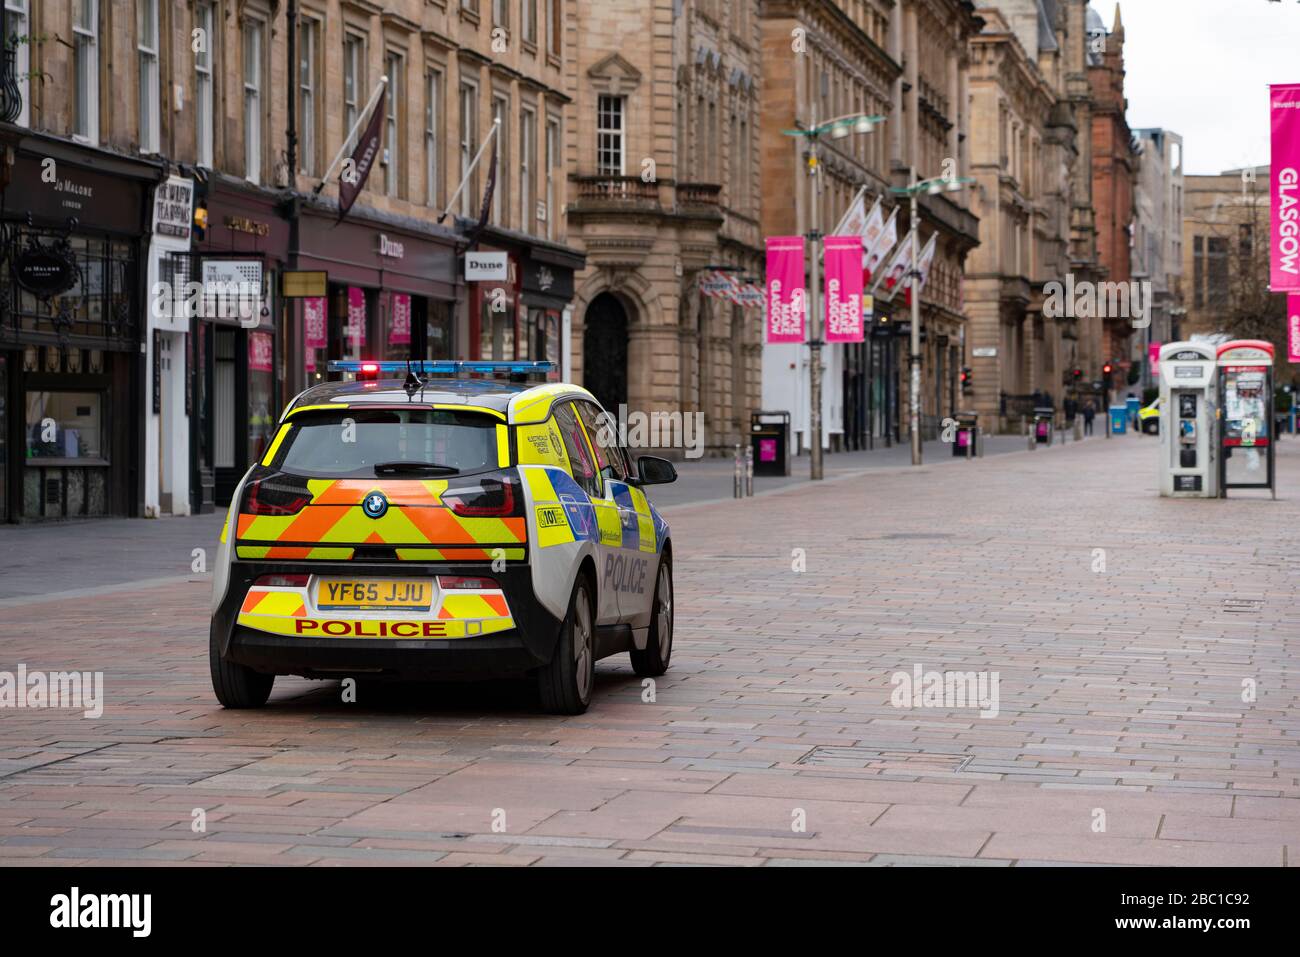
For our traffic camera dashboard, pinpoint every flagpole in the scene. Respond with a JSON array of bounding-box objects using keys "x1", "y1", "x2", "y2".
[
  {"x1": 438, "y1": 119, "x2": 501, "y2": 225},
  {"x1": 314, "y1": 76, "x2": 389, "y2": 196}
]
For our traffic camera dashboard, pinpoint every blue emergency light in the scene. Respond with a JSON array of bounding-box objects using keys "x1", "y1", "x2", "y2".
[{"x1": 326, "y1": 360, "x2": 554, "y2": 381}]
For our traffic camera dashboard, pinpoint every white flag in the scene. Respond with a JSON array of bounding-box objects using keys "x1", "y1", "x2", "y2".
[
  {"x1": 911, "y1": 234, "x2": 938, "y2": 296},
  {"x1": 873, "y1": 226, "x2": 914, "y2": 301},
  {"x1": 832, "y1": 186, "x2": 869, "y2": 237},
  {"x1": 865, "y1": 208, "x2": 899, "y2": 285}
]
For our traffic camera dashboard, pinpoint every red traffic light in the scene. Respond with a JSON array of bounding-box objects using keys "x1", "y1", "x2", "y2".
[{"x1": 1102, "y1": 363, "x2": 1113, "y2": 375}]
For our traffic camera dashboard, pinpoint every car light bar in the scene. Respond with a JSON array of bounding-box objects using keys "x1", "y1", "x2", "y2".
[{"x1": 327, "y1": 360, "x2": 554, "y2": 379}]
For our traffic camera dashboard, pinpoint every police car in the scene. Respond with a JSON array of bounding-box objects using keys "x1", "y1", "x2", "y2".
[{"x1": 209, "y1": 360, "x2": 677, "y2": 715}]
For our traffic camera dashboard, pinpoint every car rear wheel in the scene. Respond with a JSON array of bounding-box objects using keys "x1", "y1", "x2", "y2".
[
  {"x1": 209, "y1": 631, "x2": 275, "y2": 708},
  {"x1": 630, "y1": 557, "x2": 672, "y2": 677},
  {"x1": 537, "y1": 577, "x2": 595, "y2": 715}
]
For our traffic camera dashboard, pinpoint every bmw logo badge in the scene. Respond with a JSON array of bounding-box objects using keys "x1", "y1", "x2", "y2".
[{"x1": 362, "y1": 491, "x2": 388, "y2": 519}]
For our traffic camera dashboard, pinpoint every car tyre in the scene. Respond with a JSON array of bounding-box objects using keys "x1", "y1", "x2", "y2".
[
  {"x1": 209, "y1": 631, "x2": 275, "y2": 708},
  {"x1": 630, "y1": 556, "x2": 673, "y2": 678},
  {"x1": 538, "y1": 577, "x2": 595, "y2": 715}
]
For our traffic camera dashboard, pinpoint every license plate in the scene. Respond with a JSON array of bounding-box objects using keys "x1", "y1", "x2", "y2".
[{"x1": 317, "y1": 579, "x2": 431, "y2": 609}]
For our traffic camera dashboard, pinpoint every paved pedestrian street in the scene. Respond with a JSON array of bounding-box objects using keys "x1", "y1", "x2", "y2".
[{"x1": 1, "y1": 435, "x2": 1296, "y2": 867}]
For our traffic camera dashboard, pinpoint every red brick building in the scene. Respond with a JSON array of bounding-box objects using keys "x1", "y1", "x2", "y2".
[{"x1": 1088, "y1": 4, "x2": 1139, "y2": 371}]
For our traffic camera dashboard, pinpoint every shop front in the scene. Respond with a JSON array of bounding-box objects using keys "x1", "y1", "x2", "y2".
[
  {"x1": 0, "y1": 133, "x2": 162, "y2": 522},
  {"x1": 190, "y1": 176, "x2": 289, "y2": 508},
  {"x1": 468, "y1": 229, "x2": 582, "y2": 379},
  {"x1": 292, "y1": 206, "x2": 461, "y2": 392}
]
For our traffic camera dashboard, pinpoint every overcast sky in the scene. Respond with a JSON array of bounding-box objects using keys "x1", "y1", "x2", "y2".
[{"x1": 1089, "y1": 0, "x2": 1297, "y2": 175}]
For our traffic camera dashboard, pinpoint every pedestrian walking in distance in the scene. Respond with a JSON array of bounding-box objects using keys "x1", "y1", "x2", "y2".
[{"x1": 1083, "y1": 402, "x2": 1095, "y2": 436}]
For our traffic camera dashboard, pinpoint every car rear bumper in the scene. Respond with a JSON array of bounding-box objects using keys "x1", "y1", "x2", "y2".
[
  {"x1": 226, "y1": 627, "x2": 546, "y2": 678},
  {"x1": 212, "y1": 560, "x2": 565, "y2": 679}
]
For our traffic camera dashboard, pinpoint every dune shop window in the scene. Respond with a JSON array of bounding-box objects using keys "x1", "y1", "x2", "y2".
[
  {"x1": 425, "y1": 299, "x2": 453, "y2": 359},
  {"x1": 333, "y1": 285, "x2": 378, "y2": 362},
  {"x1": 381, "y1": 292, "x2": 416, "y2": 361},
  {"x1": 479, "y1": 287, "x2": 515, "y2": 360},
  {"x1": 23, "y1": 391, "x2": 108, "y2": 518},
  {"x1": 521, "y1": 307, "x2": 559, "y2": 365}
]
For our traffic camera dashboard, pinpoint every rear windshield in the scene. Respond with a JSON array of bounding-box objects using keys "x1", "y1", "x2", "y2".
[{"x1": 275, "y1": 409, "x2": 499, "y2": 477}]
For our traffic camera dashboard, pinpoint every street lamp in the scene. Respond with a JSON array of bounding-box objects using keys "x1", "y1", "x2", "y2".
[
  {"x1": 890, "y1": 170, "x2": 975, "y2": 466},
  {"x1": 781, "y1": 113, "x2": 884, "y2": 480}
]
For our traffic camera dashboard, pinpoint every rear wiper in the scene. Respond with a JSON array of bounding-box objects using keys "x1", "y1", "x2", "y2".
[{"x1": 373, "y1": 461, "x2": 460, "y2": 475}]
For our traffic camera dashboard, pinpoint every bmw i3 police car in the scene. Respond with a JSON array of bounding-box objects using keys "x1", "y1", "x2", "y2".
[{"x1": 209, "y1": 360, "x2": 677, "y2": 715}]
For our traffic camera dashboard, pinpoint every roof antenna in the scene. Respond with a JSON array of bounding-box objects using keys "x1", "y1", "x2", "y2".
[{"x1": 403, "y1": 358, "x2": 422, "y2": 397}]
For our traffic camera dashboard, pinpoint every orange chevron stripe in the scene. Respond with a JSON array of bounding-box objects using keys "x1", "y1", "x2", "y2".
[
  {"x1": 263, "y1": 547, "x2": 314, "y2": 559},
  {"x1": 483, "y1": 594, "x2": 508, "y2": 616},
  {"x1": 403, "y1": 508, "x2": 478, "y2": 544},
  {"x1": 280, "y1": 503, "x2": 350, "y2": 543}
]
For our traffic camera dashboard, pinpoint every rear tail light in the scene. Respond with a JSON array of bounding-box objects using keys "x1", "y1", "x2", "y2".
[
  {"x1": 242, "y1": 477, "x2": 311, "y2": 516},
  {"x1": 253, "y1": 574, "x2": 310, "y2": 588},
  {"x1": 438, "y1": 575, "x2": 501, "y2": 590},
  {"x1": 443, "y1": 476, "x2": 520, "y2": 517}
]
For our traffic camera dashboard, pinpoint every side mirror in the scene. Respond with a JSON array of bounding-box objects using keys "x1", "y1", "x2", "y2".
[{"x1": 634, "y1": 455, "x2": 677, "y2": 486}]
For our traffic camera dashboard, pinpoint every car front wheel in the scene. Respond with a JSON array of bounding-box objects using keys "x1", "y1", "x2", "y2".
[
  {"x1": 537, "y1": 577, "x2": 595, "y2": 715},
  {"x1": 630, "y1": 557, "x2": 672, "y2": 677}
]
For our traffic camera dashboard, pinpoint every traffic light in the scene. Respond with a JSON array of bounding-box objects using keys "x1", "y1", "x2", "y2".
[
  {"x1": 1102, "y1": 362, "x2": 1114, "y2": 377},
  {"x1": 960, "y1": 366, "x2": 973, "y2": 396},
  {"x1": 1072, "y1": 368, "x2": 1083, "y2": 381}
]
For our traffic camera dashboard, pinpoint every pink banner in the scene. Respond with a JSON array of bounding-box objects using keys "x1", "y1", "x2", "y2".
[
  {"x1": 345, "y1": 286, "x2": 366, "y2": 347},
  {"x1": 389, "y1": 293, "x2": 412, "y2": 345},
  {"x1": 1270, "y1": 84, "x2": 1300, "y2": 290},
  {"x1": 1289, "y1": 294, "x2": 1300, "y2": 363},
  {"x1": 303, "y1": 297, "x2": 327, "y2": 348},
  {"x1": 765, "y1": 236, "x2": 805, "y2": 344},
  {"x1": 824, "y1": 235, "x2": 864, "y2": 343},
  {"x1": 248, "y1": 330, "x2": 273, "y2": 373},
  {"x1": 1148, "y1": 341, "x2": 1161, "y2": 376}
]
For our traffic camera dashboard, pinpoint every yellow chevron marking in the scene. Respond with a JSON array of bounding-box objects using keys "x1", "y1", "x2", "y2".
[
  {"x1": 630, "y1": 486, "x2": 656, "y2": 552},
  {"x1": 496, "y1": 423, "x2": 510, "y2": 468},
  {"x1": 260, "y1": 424, "x2": 292, "y2": 466},
  {"x1": 594, "y1": 500, "x2": 622, "y2": 546},
  {"x1": 521, "y1": 467, "x2": 574, "y2": 547},
  {"x1": 251, "y1": 591, "x2": 305, "y2": 616},
  {"x1": 438, "y1": 594, "x2": 504, "y2": 619},
  {"x1": 286, "y1": 403, "x2": 348, "y2": 417}
]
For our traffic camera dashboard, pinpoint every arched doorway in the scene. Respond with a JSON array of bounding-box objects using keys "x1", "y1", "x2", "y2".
[{"x1": 582, "y1": 293, "x2": 628, "y2": 411}]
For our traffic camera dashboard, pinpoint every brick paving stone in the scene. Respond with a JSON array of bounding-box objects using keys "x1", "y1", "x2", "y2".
[{"x1": 0, "y1": 437, "x2": 1297, "y2": 865}]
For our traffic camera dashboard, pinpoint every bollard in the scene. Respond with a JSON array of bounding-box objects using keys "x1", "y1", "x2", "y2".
[
  {"x1": 744, "y1": 443, "x2": 754, "y2": 497},
  {"x1": 1028, "y1": 427, "x2": 1035, "y2": 451},
  {"x1": 1074, "y1": 417, "x2": 1083, "y2": 442},
  {"x1": 733, "y1": 444, "x2": 743, "y2": 498}
]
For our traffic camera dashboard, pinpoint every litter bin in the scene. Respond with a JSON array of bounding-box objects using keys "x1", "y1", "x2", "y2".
[
  {"x1": 1125, "y1": 396, "x2": 1141, "y2": 429},
  {"x1": 1109, "y1": 405, "x2": 1128, "y2": 435},
  {"x1": 952, "y1": 411, "x2": 979, "y2": 457},
  {"x1": 751, "y1": 411, "x2": 791, "y2": 477},
  {"x1": 1033, "y1": 406, "x2": 1054, "y2": 444}
]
